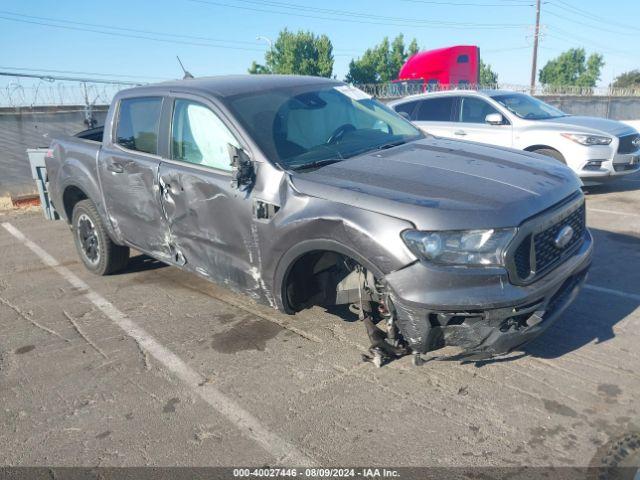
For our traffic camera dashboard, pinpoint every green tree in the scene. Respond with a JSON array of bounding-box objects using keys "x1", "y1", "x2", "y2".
[
  {"x1": 248, "y1": 29, "x2": 334, "y2": 77},
  {"x1": 346, "y1": 34, "x2": 420, "y2": 85},
  {"x1": 538, "y1": 48, "x2": 604, "y2": 87},
  {"x1": 479, "y1": 60, "x2": 498, "y2": 85},
  {"x1": 612, "y1": 70, "x2": 640, "y2": 89}
]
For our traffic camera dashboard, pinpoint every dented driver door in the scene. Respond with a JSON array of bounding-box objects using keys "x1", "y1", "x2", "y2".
[{"x1": 158, "y1": 96, "x2": 258, "y2": 294}]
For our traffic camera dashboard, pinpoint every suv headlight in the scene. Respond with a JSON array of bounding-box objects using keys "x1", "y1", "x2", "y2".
[
  {"x1": 561, "y1": 133, "x2": 612, "y2": 146},
  {"x1": 401, "y1": 228, "x2": 516, "y2": 266}
]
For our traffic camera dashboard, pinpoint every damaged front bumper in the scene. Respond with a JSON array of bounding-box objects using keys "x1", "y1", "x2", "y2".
[{"x1": 385, "y1": 230, "x2": 593, "y2": 357}]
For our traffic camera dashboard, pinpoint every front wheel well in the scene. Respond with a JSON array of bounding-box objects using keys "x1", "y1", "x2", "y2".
[
  {"x1": 279, "y1": 249, "x2": 382, "y2": 315},
  {"x1": 524, "y1": 145, "x2": 566, "y2": 163},
  {"x1": 62, "y1": 185, "x2": 88, "y2": 223}
]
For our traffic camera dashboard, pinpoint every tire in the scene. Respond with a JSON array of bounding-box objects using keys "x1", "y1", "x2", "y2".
[
  {"x1": 533, "y1": 147, "x2": 566, "y2": 164},
  {"x1": 71, "y1": 199, "x2": 129, "y2": 275},
  {"x1": 597, "y1": 432, "x2": 640, "y2": 480}
]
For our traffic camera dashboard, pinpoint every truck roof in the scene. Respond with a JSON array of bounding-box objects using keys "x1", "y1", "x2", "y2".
[{"x1": 118, "y1": 75, "x2": 343, "y2": 99}]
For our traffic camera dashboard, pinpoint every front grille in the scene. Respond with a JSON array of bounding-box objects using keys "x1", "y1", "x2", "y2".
[
  {"x1": 618, "y1": 133, "x2": 640, "y2": 154},
  {"x1": 510, "y1": 201, "x2": 586, "y2": 282},
  {"x1": 533, "y1": 203, "x2": 585, "y2": 276},
  {"x1": 514, "y1": 235, "x2": 532, "y2": 279}
]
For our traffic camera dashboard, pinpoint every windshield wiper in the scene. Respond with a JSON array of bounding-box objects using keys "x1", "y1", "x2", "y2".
[
  {"x1": 377, "y1": 139, "x2": 407, "y2": 150},
  {"x1": 290, "y1": 158, "x2": 342, "y2": 171}
]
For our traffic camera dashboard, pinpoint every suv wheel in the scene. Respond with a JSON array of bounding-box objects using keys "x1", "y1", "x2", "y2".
[
  {"x1": 534, "y1": 147, "x2": 566, "y2": 164},
  {"x1": 72, "y1": 199, "x2": 129, "y2": 275}
]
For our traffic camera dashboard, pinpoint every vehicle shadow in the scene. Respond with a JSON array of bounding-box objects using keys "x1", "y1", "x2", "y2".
[
  {"x1": 582, "y1": 174, "x2": 640, "y2": 195},
  {"x1": 121, "y1": 254, "x2": 168, "y2": 274},
  {"x1": 466, "y1": 227, "x2": 640, "y2": 366}
]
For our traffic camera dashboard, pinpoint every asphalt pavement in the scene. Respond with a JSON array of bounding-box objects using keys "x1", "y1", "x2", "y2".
[{"x1": 1, "y1": 176, "x2": 639, "y2": 469}]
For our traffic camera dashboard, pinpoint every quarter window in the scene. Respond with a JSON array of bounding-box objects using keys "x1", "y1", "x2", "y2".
[
  {"x1": 115, "y1": 97, "x2": 162, "y2": 154},
  {"x1": 415, "y1": 97, "x2": 455, "y2": 122},
  {"x1": 460, "y1": 97, "x2": 501, "y2": 124},
  {"x1": 393, "y1": 100, "x2": 420, "y2": 119},
  {"x1": 171, "y1": 99, "x2": 239, "y2": 171}
]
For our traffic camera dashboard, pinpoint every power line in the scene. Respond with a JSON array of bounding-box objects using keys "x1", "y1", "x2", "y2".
[
  {"x1": 399, "y1": 0, "x2": 534, "y2": 6},
  {"x1": 0, "y1": 71, "x2": 141, "y2": 85},
  {"x1": 0, "y1": 66, "x2": 166, "y2": 81},
  {"x1": 0, "y1": 15, "x2": 269, "y2": 52},
  {"x1": 543, "y1": 8, "x2": 637, "y2": 36},
  {"x1": 0, "y1": 10, "x2": 265, "y2": 47},
  {"x1": 189, "y1": 0, "x2": 530, "y2": 29},
  {"x1": 550, "y1": 0, "x2": 638, "y2": 33},
  {"x1": 0, "y1": 10, "x2": 360, "y2": 57}
]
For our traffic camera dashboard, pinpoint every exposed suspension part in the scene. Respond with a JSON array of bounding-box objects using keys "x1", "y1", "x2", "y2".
[{"x1": 352, "y1": 266, "x2": 409, "y2": 367}]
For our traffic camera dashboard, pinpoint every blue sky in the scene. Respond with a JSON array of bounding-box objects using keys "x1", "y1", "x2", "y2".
[{"x1": 1, "y1": 0, "x2": 637, "y2": 86}]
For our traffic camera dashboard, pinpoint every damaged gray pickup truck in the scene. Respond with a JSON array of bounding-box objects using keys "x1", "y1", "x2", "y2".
[{"x1": 46, "y1": 75, "x2": 592, "y2": 366}]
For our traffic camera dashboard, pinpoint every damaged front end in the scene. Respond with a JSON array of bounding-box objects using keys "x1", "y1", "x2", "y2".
[
  {"x1": 385, "y1": 195, "x2": 593, "y2": 362},
  {"x1": 390, "y1": 265, "x2": 589, "y2": 361}
]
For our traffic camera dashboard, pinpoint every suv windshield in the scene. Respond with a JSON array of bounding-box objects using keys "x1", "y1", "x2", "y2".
[
  {"x1": 227, "y1": 84, "x2": 423, "y2": 170},
  {"x1": 492, "y1": 93, "x2": 567, "y2": 120}
]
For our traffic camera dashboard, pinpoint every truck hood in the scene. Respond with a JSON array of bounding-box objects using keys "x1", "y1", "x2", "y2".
[
  {"x1": 538, "y1": 115, "x2": 636, "y2": 136},
  {"x1": 290, "y1": 137, "x2": 582, "y2": 231}
]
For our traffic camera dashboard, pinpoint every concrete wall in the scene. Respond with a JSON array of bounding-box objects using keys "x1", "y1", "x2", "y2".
[
  {"x1": 1, "y1": 98, "x2": 639, "y2": 197},
  {"x1": 537, "y1": 96, "x2": 640, "y2": 121},
  {"x1": 0, "y1": 106, "x2": 108, "y2": 196}
]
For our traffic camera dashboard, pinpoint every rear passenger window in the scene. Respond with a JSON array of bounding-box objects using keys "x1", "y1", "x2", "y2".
[
  {"x1": 115, "y1": 97, "x2": 162, "y2": 154},
  {"x1": 393, "y1": 100, "x2": 419, "y2": 119},
  {"x1": 415, "y1": 97, "x2": 455, "y2": 121},
  {"x1": 171, "y1": 99, "x2": 239, "y2": 171}
]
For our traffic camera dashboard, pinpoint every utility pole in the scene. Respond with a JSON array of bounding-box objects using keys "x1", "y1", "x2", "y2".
[{"x1": 530, "y1": 0, "x2": 542, "y2": 94}]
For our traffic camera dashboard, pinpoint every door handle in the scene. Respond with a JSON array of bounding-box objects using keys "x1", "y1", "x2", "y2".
[
  {"x1": 454, "y1": 130, "x2": 467, "y2": 136},
  {"x1": 107, "y1": 162, "x2": 124, "y2": 173}
]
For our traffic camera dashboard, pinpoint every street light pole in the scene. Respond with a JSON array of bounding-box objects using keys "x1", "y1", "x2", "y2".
[
  {"x1": 530, "y1": 0, "x2": 542, "y2": 94},
  {"x1": 256, "y1": 36, "x2": 273, "y2": 49}
]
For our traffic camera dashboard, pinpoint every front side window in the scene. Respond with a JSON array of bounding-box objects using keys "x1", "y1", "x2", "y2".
[
  {"x1": 492, "y1": 93, "x2": 566, "y2": 120},
  {"x1": 457, "y1": 54, "x2": 469, "y2": 63},
  {"x1": 227, "y1": 84, "x2": 422, "y2": 169},
  {"x1": 394, "y1": 100, "x2": 419, "y2": 119},
  {"x1": 115, "y1": 97, "x2": 162, "y2": 154},
  {"x1": 460, "y1": 97, "x2": 500, "y2": 124},
  {"x1": 171, "y1": 99, "x2": 238, "y2": 171},
  {"x1": 415, "y1": 97, "x2": 455, "y2": 122}
]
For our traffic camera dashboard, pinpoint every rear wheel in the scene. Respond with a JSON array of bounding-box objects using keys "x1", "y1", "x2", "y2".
[
  {"x1": 72, "y1": 199, "x2": 129, "y2": 275},
  {"x1": 532, "y1": 147, "x2": 566, "y2": 164}
]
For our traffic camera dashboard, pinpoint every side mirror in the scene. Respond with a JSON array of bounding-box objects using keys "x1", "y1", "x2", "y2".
[
  {"x1": 485, "y1": 113, "x2": 504, "y2": 125},
  {"x1": 228, "y1": 144, "x2": 254, "y2": 190},
  {"x1": 398, "y1": 111, "x2": 411, "y2": 120}
]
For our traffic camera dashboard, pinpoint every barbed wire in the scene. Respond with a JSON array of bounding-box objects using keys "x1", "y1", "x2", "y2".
[
  {"x1": 3, "y1": 74, "x2": 640, "y2": 107},
  {"x1": 357, "y1": 82, "x2": 640, "y2": 99},
  {"x1": 0, "y1": 78, "x2": 135, "y2": 108}
]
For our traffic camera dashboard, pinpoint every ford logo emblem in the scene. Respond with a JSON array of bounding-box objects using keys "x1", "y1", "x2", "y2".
[{"x1": 554, "y1": 225, "x2": 574, "y2": 249}]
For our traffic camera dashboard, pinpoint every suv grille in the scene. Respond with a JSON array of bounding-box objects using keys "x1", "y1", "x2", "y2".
[
  {"x1": 618, "y1": 133, "x2": 640, "y2": 154},
  {"x1": 511, "y1": 202, "x2": 586, "y2": 282}
]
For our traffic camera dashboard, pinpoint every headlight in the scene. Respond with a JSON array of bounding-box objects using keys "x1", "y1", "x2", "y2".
[
  {"x1": 401, "y1": 228, "x2": 516, "y2": 266},
  {"x1": 561, "y1": 133, "x2": 612, "y2": 146}
]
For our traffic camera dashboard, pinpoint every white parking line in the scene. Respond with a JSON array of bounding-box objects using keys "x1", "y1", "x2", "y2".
[
  {"x1": 584, "y1": 284, "x2": 640, "y2": 303},
  {"x1": 587, "y1": 207, "x2": 640, "y2": 218},
  {"x1": 1, "y1": 222, "x2": 315, "y2": 467}
]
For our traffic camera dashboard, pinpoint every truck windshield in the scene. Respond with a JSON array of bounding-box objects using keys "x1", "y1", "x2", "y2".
[
  {"x1": 492, "y1": 93, "x2": 567, "y2": 120},
  {"x1": 227, "y1": 84, "x2": 423, "y2": 170}
]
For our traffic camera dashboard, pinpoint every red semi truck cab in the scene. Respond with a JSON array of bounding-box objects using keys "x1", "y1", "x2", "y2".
[{"x1": 393, "y1": 45, "x2": 480, "y2": 93}]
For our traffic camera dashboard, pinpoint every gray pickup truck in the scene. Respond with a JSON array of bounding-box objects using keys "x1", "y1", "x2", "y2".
[{"x1": 45, "y1": 75, "x2": 592, "y2": 366}]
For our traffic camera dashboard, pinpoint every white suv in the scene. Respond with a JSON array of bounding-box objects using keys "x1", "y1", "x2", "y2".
[{"x1": 388, "y1": 90, "x2": 640, "y2": 185}]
